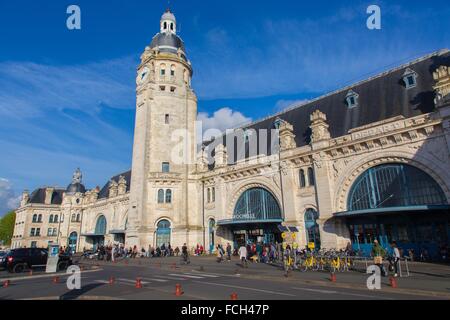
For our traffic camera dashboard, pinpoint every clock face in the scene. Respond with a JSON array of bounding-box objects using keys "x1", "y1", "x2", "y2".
[{"x1": 137, "y1": 67, "x2": 150, "y2": 85}]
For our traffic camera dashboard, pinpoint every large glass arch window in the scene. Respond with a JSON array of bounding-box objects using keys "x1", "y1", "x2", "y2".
[
  {"x1": 156, "y1": 219, "x2": 171, "y2": 248},
  {"x1": 348, "y1": 163, "x2": 447, "y2": 211},
  {"x1": 233, "y1": 188, "x2": 281, "y2": 221},
  {"x1": 95, "y1": 215, "x2": 107, "y2": 235}
]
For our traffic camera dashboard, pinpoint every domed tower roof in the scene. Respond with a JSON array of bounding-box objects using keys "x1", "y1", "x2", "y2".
[
  {"x1": 66, "y1": 168, "x2": 86, "y2": 194},
  {"x1": 150, "y1": 9, "x2": 187, "y2": 59}
]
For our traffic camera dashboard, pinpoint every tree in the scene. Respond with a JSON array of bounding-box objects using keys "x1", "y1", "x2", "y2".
[{"x1": 0, "y1": 211, "x2": 16, "y2": 246}]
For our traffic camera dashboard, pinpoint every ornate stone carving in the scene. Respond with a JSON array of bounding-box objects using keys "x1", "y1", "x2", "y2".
[
  {"x1": 118, "y1": 175, "x2": 127, "y2": 195},
  {"x1": 197, "y1": 148, "x2": 209, "y2": 172},
  {"x1": 109, "y1": 179, "x2": 118, "y2": 198},
  {"x1": 214, "y1": 144, "x2": 228, "y2": 168},
  {"x1": 278, "y1": 120, "x2": 297, "y2": 151},
  {"x1": 433, "y1": 65, "x2": 450, "y2": 104},
  {"x1": 72, "y1": 168, "x2": 82, "y2": 184},
  {"x1": 310, "y1": 110, "x2": 331, "y2": 143}
]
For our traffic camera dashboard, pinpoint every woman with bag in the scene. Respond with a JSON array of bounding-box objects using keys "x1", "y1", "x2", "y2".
[{"x1": 372, "y1": 240, "x2": 387, "y2": 276}]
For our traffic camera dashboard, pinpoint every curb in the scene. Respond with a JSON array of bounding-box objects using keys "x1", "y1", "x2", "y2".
[{"x1": 0, "y1": 268, "x2": 102, "y2": 282}]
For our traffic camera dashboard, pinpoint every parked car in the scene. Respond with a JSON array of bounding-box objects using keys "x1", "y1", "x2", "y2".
[
  {"x1": 4, "y1": 248, "x2": 72, "y2": 273},
  {"x1": 0, "y1": 250, "x2": 8, "y2": 270}
]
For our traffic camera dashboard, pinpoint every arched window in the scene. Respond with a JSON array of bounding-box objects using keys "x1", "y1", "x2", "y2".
[
  {"x1": 47, "y1": 228, "x2": 52, "y2": 236},
  {"x1": 157, "y1": 189, "x2": 165, "y2": 203},
  {"x1": 76, "y1": 214, "x2": 80, "y2": 222},
  {"x1": 212, "y1": 187, "x2": 215, "y2": 202},
  {"x1": 299, "y1": 169, "x2": 306, "y2": 188},
  {"x1": 348, "y1": 163, "x2": 447, "y2": 211},
  {"x1": 53, "y1": 228, "x2": 57, "y2": 236},
  {"x1": 170, "y1": 65, "x2": 176, "y2": 77},
  {"x1": 32, "y1": 214, "x2": 37, "y2": 223},
  {"x1": 209, "y1": 219, "x2": 215, "y2": 251},
  {"x1": 163, "y1": 21, "x2": 167, "y2": 30},
  {"x1": 207, "y1": 188, "x2": 211, "y2": 203},
  {"x1": 233, "y1": 188, "x2": 282, "y2": 221},
  {"x1": 160, "y1": 64, "x2": 166, "y2": 76},
  {"x1": 308, "y1": 167, "x2": 315, "y2": 186},
  {"x1": 49, "y1": 215, "x2": 54, "y2": 223},
  {"x1": 95, "y1": 215, "x2": 107, "y2": 235},
  {"x1": 37, "y1": 214, "x2": 42, "y2": 223},
  {"x1": 170, "y1": 23, "x2": 174, "y2": 31},
  {"x1": 54, "y1": 215, "x2": 58, "y2": 223},
  {"x1": 68, "y1": 231, "x2": 77, "y2": 253},
  {"x1": 165, "y1": 189, "x2": 172, "y2": 203},
  {"x1": 156, "y1": 219, "x2": 171, "y2": 248},
  {"x1": 71, "y1": 214, "x2": 76, "y2": 222},
  {"x1": 304, "y1": 209, "x2": 321, "y2": 250}
]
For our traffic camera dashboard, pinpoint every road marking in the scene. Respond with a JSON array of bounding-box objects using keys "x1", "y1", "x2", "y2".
[
  {"x1": 153, "y1": 275, "x2": 187, "y2": 281},
  {"x1": 193, "y1": 281, "x2": 296, "y2": 297},
  {"x1": 117, "y1": 278, "x2": 150, "y2": 285},
  {"x1": 141, "y1": 277, "x2": 169, "y2": 283},
  {"x1": 291, "y1": 287, "x2": 337, "y2": 294},
  {"x1": 170, "y1": 273, "x2": 203, "y2": 279},
  {"x1": 183, "y1": 273, "x2": 220, "y2": 278}
]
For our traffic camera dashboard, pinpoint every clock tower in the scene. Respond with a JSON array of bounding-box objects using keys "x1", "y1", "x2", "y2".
[{"x1": 126, "y1": 9, "x2": 199, "y2": 248}]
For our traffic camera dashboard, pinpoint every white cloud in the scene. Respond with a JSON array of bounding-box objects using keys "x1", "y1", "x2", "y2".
[
  {"x1": 197, "y1": 107, "x2": 252, "y2": 140},
  {"x1": 0, "y1": 57, "x2": 137, "y2": 119},
  {"x1": 0, "y1": 178, "x2": 20, "y2": 215}
]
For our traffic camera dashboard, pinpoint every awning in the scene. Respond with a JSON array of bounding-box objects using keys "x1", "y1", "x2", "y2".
[
  {"x1": 217, "y1": 219, "x2": 283, "y2": 226},
  {"x1": 334, "y1": 205, "x2": 450, "y2": 218},
  {"x1": 81, "y1": 233, "x2": 106, "y2": 237},
  {"x1": 109, "y1": 229, "x2": 126, "y2": 235}
]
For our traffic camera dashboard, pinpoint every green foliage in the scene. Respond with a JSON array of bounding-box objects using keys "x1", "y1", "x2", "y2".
[{"x1": 0, "y1": 211, "x2": 16, "y2": 246}]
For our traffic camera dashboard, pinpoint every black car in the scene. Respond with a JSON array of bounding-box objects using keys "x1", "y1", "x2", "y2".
[
  {"x1": 5, "y1": 248, "x2": 72, "y2": 273},
  {"x1": 0, "y1": 250, "x2": 8, "y2": 270}
]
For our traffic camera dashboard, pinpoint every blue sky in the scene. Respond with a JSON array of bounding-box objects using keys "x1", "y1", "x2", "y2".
[{"x1": 0, "y1": 0, "x2": 449, "y2": 215}]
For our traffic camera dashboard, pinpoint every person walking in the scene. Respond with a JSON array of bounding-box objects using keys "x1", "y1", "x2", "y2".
[
  {"x1": 372, "y1": 240, "x2": 387, "y2": 276},
  {"x1": 238, "y1": 244, "x2": 248, "y2": 268},
  {"x1": 226, "y1": 243, "x2": 232, "y2": 262},
  {"x1": 391, "y1": 241, "x2": 401, "y2": 277}
]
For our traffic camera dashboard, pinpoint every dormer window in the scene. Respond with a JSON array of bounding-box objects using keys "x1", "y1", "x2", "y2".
[
  {"x1": 402, "y1": 68, "x2": 418, "y2": 89},
  {"x1": 273, "y1": 118, "x2": 283, "y2": 129},
  {"x1": 346, "y1": 90, "x2": 359, "y2": 108}
]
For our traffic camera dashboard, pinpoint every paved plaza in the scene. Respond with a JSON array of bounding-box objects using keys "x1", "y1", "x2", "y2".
[{"x1": 1, "y1": 256, "x2": 449, "y2": 300}]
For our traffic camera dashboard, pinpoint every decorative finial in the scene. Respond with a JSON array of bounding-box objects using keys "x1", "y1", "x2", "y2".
[{"x1": 72, "y1": 168, "x2": 82, "y2": 184}]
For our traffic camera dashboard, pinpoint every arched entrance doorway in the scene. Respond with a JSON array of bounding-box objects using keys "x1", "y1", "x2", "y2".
[
  {"x1": 156, "y1": 219, "x2": 171, "y2": 248},
  {"x1": 338, "y1": 163, "x2": 449, "y2": 258},
  {"x1": 304, "y1": 209, "x2": 321, "y2": 250},
  {"x1": 218, "y1": 187, "x2": 283, "y2": 248},
  {"x1": 93, "y1": 215, "x2": 107, "y2": 251},
  {"x1": 68, "y1": 232, "x2": 78, "y2": 253}
]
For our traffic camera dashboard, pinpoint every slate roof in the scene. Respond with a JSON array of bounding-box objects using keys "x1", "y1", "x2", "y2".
[
  {"x1": 204, "y1": 49, "x2": 450, "y2": 164},
  {"x1": 98, "y1": 170, "x2": 132, "y2": 199},
  {"x1": 28, "y1": 188, "x2": 65, "y2": 205}
]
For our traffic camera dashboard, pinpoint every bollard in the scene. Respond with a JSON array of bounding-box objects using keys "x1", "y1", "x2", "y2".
[
  {"x1": 389, "y1": 276, "x2": 398, "y2": 288},
  {"x1": 3, "y1": 280, "x2": 10, "y2": 288},
  {"x1": 330, "y1": 273, "x2": 336, "y2": 283},
  {"x1": 230, "y1": 293, "x2": 238, "y2": 300},
  {"x1": 53, "y1": 276, "x2": 59, "y2": 284},
  {"x1": 175, "y1": 284, "x2": 184, "y2": 296},
  {"x1": 109, "y1": 276, "x2": 115, "y2": 285},
  {"x1": 135, "y1": 278, "x2": 142, "y2": 289}
]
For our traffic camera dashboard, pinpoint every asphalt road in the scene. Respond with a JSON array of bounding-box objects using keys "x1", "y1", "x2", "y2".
[{"x1": 0, "y1": 257, "x2": 448, "y2": 300}]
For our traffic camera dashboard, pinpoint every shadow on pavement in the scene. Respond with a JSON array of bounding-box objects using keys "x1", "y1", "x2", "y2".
[{"x1": 59, "y1": 283, "x2": 104, "y2": 300}]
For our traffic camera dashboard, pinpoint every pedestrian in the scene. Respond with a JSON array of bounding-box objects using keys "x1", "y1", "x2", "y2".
[
  {"x1": 111, "y1": 245, "x2": 116, "y2": 262},
  {"x1": 390, "y1": 242, "x2": 401, "y2": 277},
  {"x1": 238, "y1": 244, "x2": 248, "y2": 268},
  {"x1": 174, "y1": 246, "x2": 180, "y2": 256},
  {"x1": 226, "y1": 243, "x2": 232, "y2": 262},
  {"x1": 372, "y1": 240, "x2": 387, "y2": 276}
]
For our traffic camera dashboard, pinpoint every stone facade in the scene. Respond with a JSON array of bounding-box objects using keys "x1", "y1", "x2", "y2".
[{"x1": 12, "y1": 11, "x2": 450, "y2": 253}]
